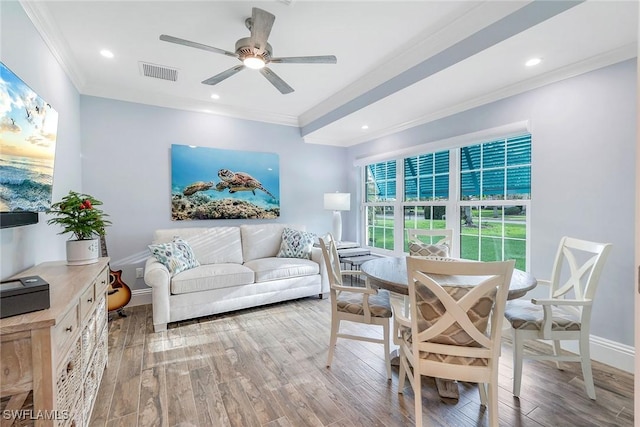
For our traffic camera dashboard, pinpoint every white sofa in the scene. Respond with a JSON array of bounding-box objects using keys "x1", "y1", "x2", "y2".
[{"x1": 144, "y1": 223, "x2": 328, "y2": 332}]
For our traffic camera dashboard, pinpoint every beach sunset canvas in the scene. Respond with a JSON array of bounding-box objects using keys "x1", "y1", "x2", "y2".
[
  {"x1": 0, "y1": 62, "x2": 58, "y2": 212},
  {"x1": 171, "y1": 144, "x2": 280, "y2": 220}
]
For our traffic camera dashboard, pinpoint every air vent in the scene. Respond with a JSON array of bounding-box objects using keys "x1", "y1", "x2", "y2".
[{"x1": 138, "y1": 62, "x2": 178, "y2": 81}]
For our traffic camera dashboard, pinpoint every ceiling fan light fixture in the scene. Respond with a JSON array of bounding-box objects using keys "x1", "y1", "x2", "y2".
[{"x1": 244, "y1": 56, "x2": 265, "y2": 70}]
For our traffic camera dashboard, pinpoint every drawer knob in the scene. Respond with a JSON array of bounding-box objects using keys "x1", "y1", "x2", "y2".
[{"x1": 65, "y1": 326, "x2": 73, "y2": 333}]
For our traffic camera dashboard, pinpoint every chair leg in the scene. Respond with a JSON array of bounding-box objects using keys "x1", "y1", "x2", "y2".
[
  {"x1": 512, "y1": 329, "x2": 524, "y2": 397},
  {"x1": 392, "y1": 317, "x2": 401, "y2": 346},
  {"x1": 488, "y1": 381, "x2": 499, "y2": 427},
  {"x1": 383, "y1": 320, "x2": 391, "y2": 380},
  {"x1": 478, "y1": 383, "x2": 488, "y2": 407},
  {"x1": 413, "y1": 366, "x2": 423, "y2": 427},
  {"x1": 552, "y1": 340, "x2": 563, "y2": 370},
  {"x1": 327, "y1": 318, "x2": 340, "y2": 368},
  {"x1": 398, "y1": 347, "x2": 406, "y2": 393},
  {"x1": 579, "y1": 334, "x2": 596, "y2": 400}
]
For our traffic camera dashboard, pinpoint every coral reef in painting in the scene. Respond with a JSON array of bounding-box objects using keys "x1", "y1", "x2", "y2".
[{"x1": 172, "y1": 194, "x2": 279, "y2": 220}]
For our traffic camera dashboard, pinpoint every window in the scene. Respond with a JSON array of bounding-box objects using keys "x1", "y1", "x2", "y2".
[
  {"x1": 362, "y1": 134, "x2": 531, "y2": 269},
  {"x1": 402, "y1": 151, "x2": 450, "y2": 251},
  {"x1": 365, "y1": 161, "x2": 395, "y2": 250},
  {"x1": 404, "y1": 152, "x2": 449, "y2": 202},
  {"x1": 459, "y1": 135, "x2": 530, "y2": 269}
]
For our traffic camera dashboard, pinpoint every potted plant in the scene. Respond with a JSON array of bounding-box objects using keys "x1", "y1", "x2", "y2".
[{"x1": 47, "y1": 191, "x2": 111, "y2": 265}]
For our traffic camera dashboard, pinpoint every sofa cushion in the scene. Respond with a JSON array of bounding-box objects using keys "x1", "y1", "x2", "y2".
[
  {"x1": 243, "y1": 257, "x2": 319, "y2": 283},
  {"x1": 148, "y1": 238, "x2": 200, "y2": 277},
  {"x1": 170, "y1": 263, "x2": 255, "y2": 295},
  {"x1": 241, "y1": 223, "x2": 304, "y2": 262},
  {"x1": 153, "y1": 227, "x2": 243, "y2": 264},
  {"x1": 277, "y1": 227, "x2": 316, "y2": 259}
]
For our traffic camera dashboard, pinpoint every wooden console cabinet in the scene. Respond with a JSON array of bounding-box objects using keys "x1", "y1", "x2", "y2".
[{"x1": 0, "y1": 259, "x2": 110, "y2": 427}]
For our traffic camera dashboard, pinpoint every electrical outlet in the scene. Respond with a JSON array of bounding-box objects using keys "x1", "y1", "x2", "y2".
[{"x1": 136, "y1": 268, "x2": 144, "y2": 279}]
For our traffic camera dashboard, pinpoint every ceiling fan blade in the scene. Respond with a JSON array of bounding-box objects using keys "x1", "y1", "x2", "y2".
[
  {"x1": 202, "y1": 65, "x2": 245, "y2": 85},
  {"x1": 160, "y1": 34, "x2": 238, "y2": 58},
  {"x1": 270, "y1": 55, "x2": 337, "y2": 64},
  {"x1": 249, "y1": 8, "x2": 275, "y2": 51},
  {"x1": 259, "y1": 67, "x2": 294, "y2": 94}
]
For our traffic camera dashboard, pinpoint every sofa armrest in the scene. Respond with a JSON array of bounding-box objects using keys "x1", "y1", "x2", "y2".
[
  {"x1": 144, "y1": 257, "x2": 171, "y2": 331},
  {"x1": 311, "y1": 247, "x2": 329, "y2": 294}
]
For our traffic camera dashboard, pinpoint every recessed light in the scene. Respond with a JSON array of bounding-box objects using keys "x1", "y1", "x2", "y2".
[
  {"x1": 210, "y1": 94, "x2": 220, "y2": 100},
  {"x1": 100, "y1": 49, "x2": 114, "y2": 59},
  {"x1": 525, "y1": 57, "x2": 542, "y2": 67},
  {"x1": 361, "y1": 125, "x2": 369, "y2": 130}
]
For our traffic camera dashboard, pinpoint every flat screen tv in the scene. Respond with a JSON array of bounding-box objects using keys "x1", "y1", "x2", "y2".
[{"x1": 0, "y1": 61, "x2": 58, "y2": 229}]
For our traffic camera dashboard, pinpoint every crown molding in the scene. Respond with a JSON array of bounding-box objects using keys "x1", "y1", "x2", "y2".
[
  {"x1": 19, "y1": 0, "x2": 86, "y2": 92},
  {"x1": 81, "y1": 86, "x2": 300, "y2": 127},
  {"x1": 316, "y1": 43, "x2": 636, "y2": 148}
]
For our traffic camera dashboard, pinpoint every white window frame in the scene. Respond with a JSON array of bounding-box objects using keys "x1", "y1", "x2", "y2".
[{"x1": 358, "y1": 121, "x2": 531, "y2": 270}]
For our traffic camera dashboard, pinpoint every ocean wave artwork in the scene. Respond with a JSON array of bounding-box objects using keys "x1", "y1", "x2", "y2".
[
  {"x1": 0, "y1": 62, "x2": 58, "y2": 212},
  {"x1": 171, "y1": 144, "x2": 280, "y2": 220}
]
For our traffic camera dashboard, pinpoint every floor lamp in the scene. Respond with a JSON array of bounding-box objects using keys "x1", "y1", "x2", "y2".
[{"x1": 324, "y1": 192, "x2": 350, "y2": 241}]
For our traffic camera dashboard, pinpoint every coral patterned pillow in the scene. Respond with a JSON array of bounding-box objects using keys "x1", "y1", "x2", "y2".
[
  {"x1": 277, "y1": 228, "x2": 316, "y2": 259},
  {"x1": 148, "y1": 238, "x2": 200, "y2": 277}
]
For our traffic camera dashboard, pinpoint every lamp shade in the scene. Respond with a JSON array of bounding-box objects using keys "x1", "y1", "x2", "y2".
[{"x1": 324, "y1": 193, "x2": 351, "y2": 211}]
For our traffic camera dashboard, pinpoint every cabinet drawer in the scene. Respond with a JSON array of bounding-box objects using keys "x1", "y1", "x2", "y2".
[
  {"x1": 79, "y1": 282, "x2": 96, "y2": 320},
  {"x1": 96, "y1": 267, "x2": 109, "y2": 294},
  {"x1": 55, "y1": 338, "x2": 82, "y2": 421},
  {"x1": 54, "y1": 306, "x2": 78, "y2": 353}
]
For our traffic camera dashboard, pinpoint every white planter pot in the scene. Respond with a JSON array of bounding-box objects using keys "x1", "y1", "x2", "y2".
[{"x1": 66, "y1": 239, "x2": 99, "y2": 265}]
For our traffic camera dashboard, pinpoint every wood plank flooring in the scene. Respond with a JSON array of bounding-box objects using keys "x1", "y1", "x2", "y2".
[{"x1": 89, "y1": 298, "x2": 633, "y2": 427}]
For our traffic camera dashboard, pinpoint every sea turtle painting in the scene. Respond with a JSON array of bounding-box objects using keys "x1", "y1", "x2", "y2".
[
  {"x1": 183, "y1": 181, "x2": 214, "y2": 196},
  {"x1": 216, "y1": 169, "x2": 275, "y2": 199}
]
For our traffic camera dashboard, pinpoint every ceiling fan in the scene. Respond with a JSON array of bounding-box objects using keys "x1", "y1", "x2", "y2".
[{"x1": 160, "y1": 7, "x2": 337, "y2": 94}]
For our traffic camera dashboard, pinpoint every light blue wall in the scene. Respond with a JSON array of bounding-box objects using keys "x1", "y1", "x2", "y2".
[
  {"x1": 346, "y1": 59, "x2": 637, "y2": 346},
  {"x1": 0, "y1": 1, "x2": 83, "y2": 278},
  {"x1": 79, "y1": 96, "x2": 349, "y2": 290}
]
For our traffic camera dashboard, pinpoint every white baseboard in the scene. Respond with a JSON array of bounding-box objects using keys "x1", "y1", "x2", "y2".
[
  {"x1": 562, "y1": 335, "x2": 635, "y2": 374},
  {"x1": 129, "y1": 288, "x2": 152, "y2": 307},
  {"x1": 530, "y1": 335, "x2": 635, "y2": 373}
]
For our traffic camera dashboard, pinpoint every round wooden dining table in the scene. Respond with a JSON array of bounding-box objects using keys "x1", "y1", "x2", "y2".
[
  {"x1": 360, "y1": 256, "x2": 537, "y2": 402},
  {"x1": 360, "y1": 256, "x2": 537, "y2": 300}
]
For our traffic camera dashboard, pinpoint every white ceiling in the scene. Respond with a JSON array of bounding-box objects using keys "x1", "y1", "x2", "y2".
[{"x1": 22, "y1": 0, "x2": 638, "y2": 147}]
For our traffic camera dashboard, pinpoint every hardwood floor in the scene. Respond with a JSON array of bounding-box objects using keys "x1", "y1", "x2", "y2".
[{"x1": 89, "y1": 298, "x2": 633, "y2": 427}]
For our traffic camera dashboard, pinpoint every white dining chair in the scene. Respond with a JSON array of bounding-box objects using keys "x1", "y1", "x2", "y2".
[
  {"x1": 397, "y1": 256, "x2": 515, "y2": 427},
  {"x1": 504, "y1": 236, "x2": 612, "y2": 400},
  {"x1": 319, "y1": 234, "x2": 392, "y2": 380}
]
